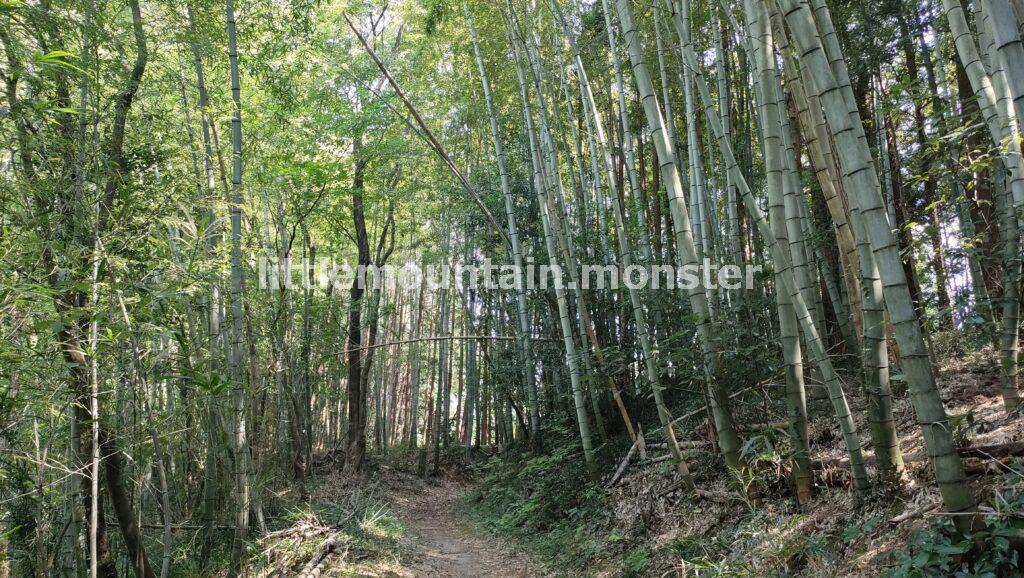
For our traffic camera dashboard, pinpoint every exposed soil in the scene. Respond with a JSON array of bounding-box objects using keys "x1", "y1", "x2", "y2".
[
  {"x1": 247, "y1": 464, "x2": 541, "y2": 577},
  {"x1": 387, "y1": 474, "x2": 539, "y2": 577}
]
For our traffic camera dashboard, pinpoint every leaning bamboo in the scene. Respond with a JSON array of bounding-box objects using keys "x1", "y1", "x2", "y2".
[
  {"x1": 670, "y1": 0, "x2": 869, "y2": 491},
  {"x1": 778, "y1": 0, "x2": 976, "y2": 525}
]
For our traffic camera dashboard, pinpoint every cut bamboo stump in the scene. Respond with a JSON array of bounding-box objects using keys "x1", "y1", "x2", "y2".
[
  {"x1": 607, "y1": 437, "x2": 641, "y2": 487},
  {"x1": 297, "y1": 532, "x2": 343, "y2": 578},
  {"x1": 607, "y1": 442, "x2": 708, "y2": 487}
]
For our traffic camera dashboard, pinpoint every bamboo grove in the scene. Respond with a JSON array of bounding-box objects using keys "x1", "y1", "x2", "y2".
[{"x1": 0, "y1": 0, "x2": 1022, "y2": 574}]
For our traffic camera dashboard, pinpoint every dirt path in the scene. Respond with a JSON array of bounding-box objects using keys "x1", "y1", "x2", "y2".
[{"x1": 387, "y1": 476, "x2": 538, "y2": 577}]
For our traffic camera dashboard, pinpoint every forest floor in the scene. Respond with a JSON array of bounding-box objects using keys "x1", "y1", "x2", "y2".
[
  {"x1": 455, "y1": 344, "x2": 1024, "y2": 576},
  {"x1": 245, "y1": 463, "x2": 541, "y2": 577},
  {"x1": 384, "y1": 471, "x2": 539, "y2": 577},
  {"x1": 587, "y1": 345, "x2": 1024, "y2": 575},
  {"x1": 245, "y1": 347, "x2": 1023, "y2": 577}
]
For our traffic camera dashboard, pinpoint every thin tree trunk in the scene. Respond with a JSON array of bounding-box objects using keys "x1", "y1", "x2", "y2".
[
  {"x1": 408, "y1": 265, "x2": 427, "y2": 447},
  {"x1": 345, "y1": 132, "x2": 371, "y2": 473},
  {"x1": 225, "y1": 1, "x2": 252, "y2": 572}
]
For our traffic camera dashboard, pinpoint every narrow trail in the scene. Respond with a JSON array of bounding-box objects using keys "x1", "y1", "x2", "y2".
[{"x1": 387, "y1": 476, "x2": 537, "y2": 577}]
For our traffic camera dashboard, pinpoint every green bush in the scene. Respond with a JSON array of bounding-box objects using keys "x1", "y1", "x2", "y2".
[
  {"x1": 887, "y1": 469, "x2": 1024, "y2": 577},
  {"x1": 463, "y1": 423, "x2": 616, "y2": 570}
]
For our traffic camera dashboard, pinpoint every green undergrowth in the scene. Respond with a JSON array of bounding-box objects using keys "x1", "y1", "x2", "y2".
[
  {"x1": 461, "y1": 421, "x2": 1024, "y2": 577},
  {"x1": 885, "y1": 466, "x2": 1024, "y2": 578},
  {"x1": 209, "y1": 472, "x2": 408, "y2": 577},
  {"x1": 462, "y1": 419, "x2": 631, "y2": 575}
]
